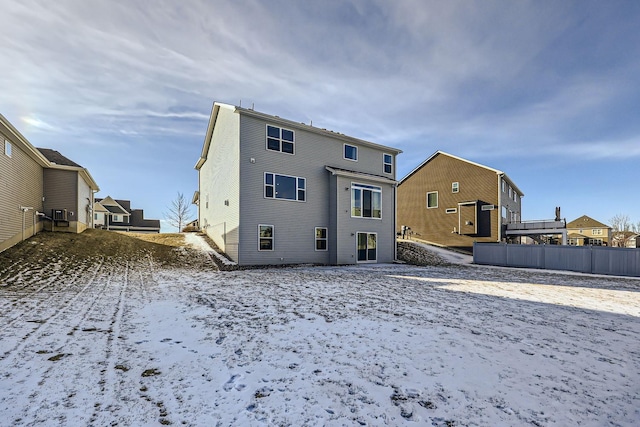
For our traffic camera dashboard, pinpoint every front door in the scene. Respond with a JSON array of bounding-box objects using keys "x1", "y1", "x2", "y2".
[{"x1": 357, "y1": 232, "x2": 377, "y2": 263}]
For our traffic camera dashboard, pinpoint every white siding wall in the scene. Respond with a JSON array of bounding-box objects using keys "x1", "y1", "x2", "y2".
[
  {"x1": 77, "y1": 175, "x2": 93, "y2": 232},
  {"x1": 199, "y1": 107, "x2": 241, "y2": 261}
]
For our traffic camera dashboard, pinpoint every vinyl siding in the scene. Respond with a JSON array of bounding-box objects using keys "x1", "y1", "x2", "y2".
[
  {"x1": 237, "y1": 114, "x2": 397, "y2": 265},
  {"x1": 0, "y1": 131, "x2": 44, "y2": 252},
  {"x1": 333, "y1": 174, "x2": 396, "y2": 264},
  {"x1": 77, "y1": 174, "x2": 93, "y2": 232},
  {"x1": 43, "y1": 169, "x2": 78, "y2": 233},
  {"x1": 199, "y1": 107, "x2": 241, "y2": 261},
  {"x1": 398, "y1": 153, "x2": 502, "y2": 250},
  {"x1": 238, "y1": 115, "x2": 332, "y2": 265}
]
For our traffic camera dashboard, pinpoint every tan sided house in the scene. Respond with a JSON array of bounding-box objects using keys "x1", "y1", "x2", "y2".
[
  {"x1": 566, "y1": 215, "x2": 612, "y2": 246},
  {"x1": 1, "y1": 114, "x2": 99, "y2": 253},
  {"x1": 397, "y1": 151, "x2": 523, "y2": 251}
]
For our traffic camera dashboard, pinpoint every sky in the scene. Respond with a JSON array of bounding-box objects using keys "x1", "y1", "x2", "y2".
[{"x1": 2, "y1": 0, "x2": 640, "y2": 231}]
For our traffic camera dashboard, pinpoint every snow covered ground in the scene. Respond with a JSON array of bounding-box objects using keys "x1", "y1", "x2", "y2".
[{"x1": 1, "y1": 237, "x2": 639, "y2": 426}]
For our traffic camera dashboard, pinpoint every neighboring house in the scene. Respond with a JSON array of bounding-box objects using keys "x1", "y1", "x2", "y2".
[
  {"x1": 37, "y1": 148, "x2": 99, "y2": 234},
  {"x1": 397, "y1": 151, "x2": 523, "y2": 251},
  {"x1": 1, "y1": 114, "x2": 99, "y2": 253},
  {"x1": 610, "y1": 231, "x2": 638, "y2": 248},
  {"x1": 565, "y1": 215, "x2": 612, "y2": 246},
  {"x1": 195, "y1": 102, "x2": 402, "y2": 266},
  {"x1": 94, "y1": 196, "x2": 160, "y2": 233}
]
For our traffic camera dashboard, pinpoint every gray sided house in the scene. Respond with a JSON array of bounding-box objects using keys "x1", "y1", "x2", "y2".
[
  {"x1": 94, "y1": 196, "x2": 160, "y2": 233},
  {"x1": 1, "y1": 114, "x2": 99, "y2": 253},
  {"x1": 195, "y1": 102, "x2": 402, "y2": 266}
]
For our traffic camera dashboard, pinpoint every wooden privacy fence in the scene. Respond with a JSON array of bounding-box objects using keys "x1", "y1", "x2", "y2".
[{"x1": 473, "y1": 243, "x2": 640, "y2": 277}]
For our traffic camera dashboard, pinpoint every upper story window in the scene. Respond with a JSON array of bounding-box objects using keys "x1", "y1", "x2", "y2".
[
  {"x1": 513, "y1": 191, "x2": 518, "y2": 202},
  {"x1": 508, "y1": 186, "x2": 512, "y2": 199},
  {"x1": 452, "y1": 182, "x2": 459, "y2": 193},
  {"x1": 502, "y1": 180, "x2": 506, "y2": 193},
  {"x1": 264, "y1": 172, "x2": 306, "y2": 202},
  {"x1": 383, "y1": 153, "x2": 393, "y2": 174},
  {"x1": 592, "y1": 228, "x2": 603, "y2": 235},
  {"x1": 351, "y1": 183, "x2": 381, "y2": 219},
  {"x1": 4, "y1": 140, "x2": 11, "y2": 157},
  {"x1": 266, "y1": 125, "x2": 294, "y2": 154},
  {"x1": 427, "y1": 191, "x2": 438, "y2": 208},
  {"x1": 344, "y1": 144, "x2": 358, "y2": 161}
]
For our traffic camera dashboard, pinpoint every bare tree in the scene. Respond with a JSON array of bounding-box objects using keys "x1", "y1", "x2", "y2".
[
  {"x1": 165, "y1": 192, "x2": 192, "y2": 232},
  {"x1": 609, "y1": 213, "x2": 634, "y2": 248}
]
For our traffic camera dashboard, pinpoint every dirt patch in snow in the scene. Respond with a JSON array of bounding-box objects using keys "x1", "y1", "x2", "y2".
[{"x1": 397, "y1": 241, "x2": 454, "y2": 267}]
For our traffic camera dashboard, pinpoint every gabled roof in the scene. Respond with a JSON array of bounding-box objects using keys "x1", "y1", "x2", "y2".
[
  {"x1": 37, "y1": 148, "x2": 82, "y2": 167},
  {"x1": 400, "y1": 150, "x2": 524, "y2": 196},
  {"x1": 36, "y1": 147, "x2": 99, "y2": 191},
  {"x1": 195, "y1": 101, "x2": 402, "y2": 170},
  {"x1": 96, "y1": 196, "x2": 130, "y2": 215},
  {"x1": 566, "y1": 215, "x2": 610, "y2": 229},
  {"x1": 104, "y1": 205, "x2": 129, "y2": 215},
  {"x1": 93, "y1": 202, "x2": 109, "y2": 213}
]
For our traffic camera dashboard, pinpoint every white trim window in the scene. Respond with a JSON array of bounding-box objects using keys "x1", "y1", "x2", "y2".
[
  {"x1": 445, "y1": 208, "x2": 457, "y2": 214},
  {"x1": 315, "y1": 227, "x2": 328, "y2": 251},
  {"x1": 112, "y1": 214, "x2": 120, "y2": 222},
  {"x1": 351, "y1": 183, "x2": 381, "y2": 219},
  {"x1": 452, "y1": 182, "x2": 459, "y2": 193},
  {"x1": 481, "y1": 204, "x2": 495, "y2": 211},
  {"x1": 265, "y1": 173, "x2": 306, "y2": 202},
  {"x1": 344, "y1": 144, "x2": 358, "y2": 161},
  {"x1": 258, "y1": 224, "x2": 274, "y2": 251},
  {"x1": 502, "y1": 179, "x2": 506, "y2": 193},
  {"x1": 383, "y1": 153, "x2": 393, "y2": 174},
  {"x1": 427, "y1": 191, "x2": 438, "y2": 209},
  {"x1": 266, "y1": 125, "x2": 294, "y2": 154},
  {"x1": 4, "y1": 140, "x2": 11, "y2": 157}
]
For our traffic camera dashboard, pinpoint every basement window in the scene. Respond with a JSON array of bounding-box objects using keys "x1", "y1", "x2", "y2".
[{"x1": 445, "y1": 208, "x2": 457, "y2": 214}]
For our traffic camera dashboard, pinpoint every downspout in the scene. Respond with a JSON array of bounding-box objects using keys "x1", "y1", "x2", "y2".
[{"x1": 394, "y1": 182, "x2": 398, "y2": 261}]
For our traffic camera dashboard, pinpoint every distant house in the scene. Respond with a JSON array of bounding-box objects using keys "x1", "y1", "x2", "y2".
[
  {"x1": 1, "y1": 114, "x2": 99, "y2": 252},
  {"x1": 397, "y1": 151, "x2": 523, "y2": 251},
  {"x1": 94, "y1": 196, "x2": 160, "y2": 233},
  {"x1": 566, "y1": 215, "x2": 612, "y2": 246},
  {"x1": 610, "y1": 231, "x2": 637, "y2": 248},
  {"x1": 195, "y1": 102, "x2": 402, "y2": 266}
]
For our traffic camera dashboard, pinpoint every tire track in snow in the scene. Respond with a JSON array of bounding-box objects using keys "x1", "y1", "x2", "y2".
[
  {"x1": 89, "y1": 260, "x2": 129, "y2": 424},
  {"x1": 0, "y1": 264, "x2": 90, "y2": 330},
  {"x1": 0, "y1": 259, "x2": 106, "y2": 361}
]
